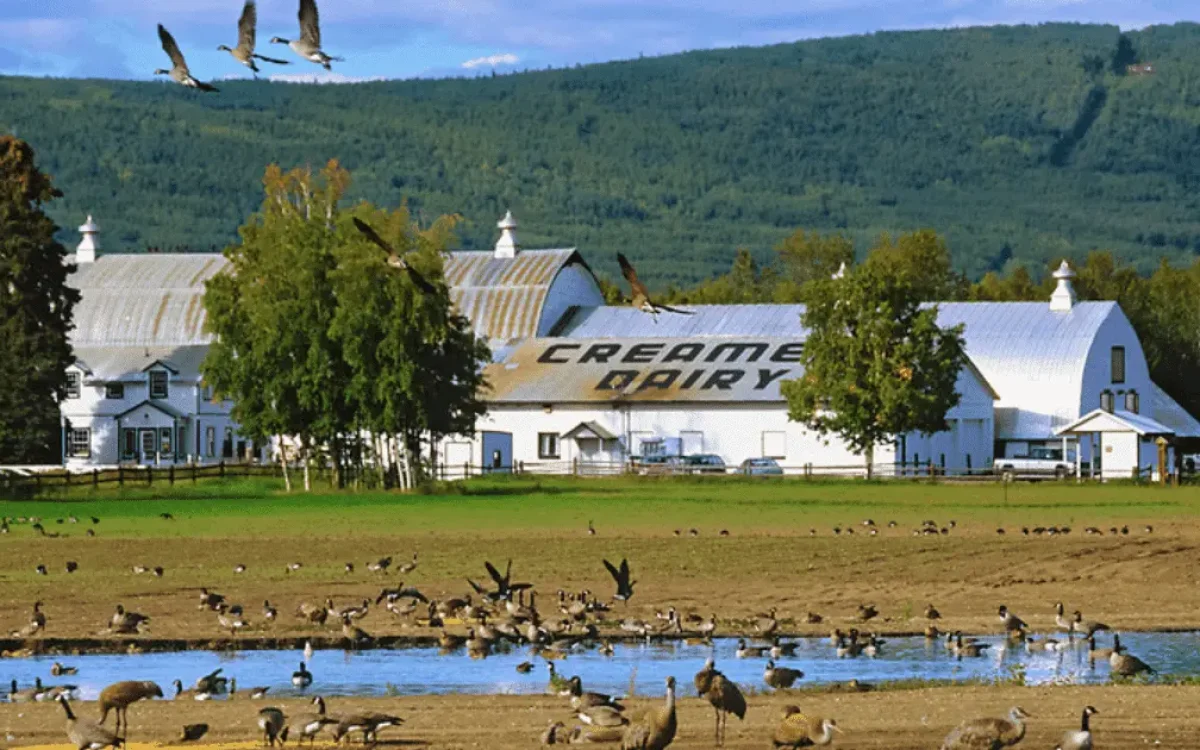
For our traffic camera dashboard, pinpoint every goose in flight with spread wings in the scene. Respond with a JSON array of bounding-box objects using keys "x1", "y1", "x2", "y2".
[
  {"x1": 155, "y1": 25, "x2": 218, "y2": 92},
  {"x1": 219, "y1": 1, "x2": 291, "y2": 77},
  {"x1": 352, "y1": 218, "x2": 437, "y2": 294},
  {"x1": 617, "y1": 253, "x2": 693, "y2": 320},
  {"x1": 271, "y1": 0, "x2": 343, "y2": 71}
]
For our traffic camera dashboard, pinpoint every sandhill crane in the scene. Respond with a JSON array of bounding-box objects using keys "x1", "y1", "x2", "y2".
[{"x1": 98, "y1": 680, "x2": 163, "y2": 738}]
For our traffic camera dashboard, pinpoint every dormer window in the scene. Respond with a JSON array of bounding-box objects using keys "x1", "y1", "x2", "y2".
[
  {"x1": 149, "y1": 370, "x2": 169, "y2": 400},
  {"x1": 66, "y1": 371, "x2": 81, "y2": 399},
  {"x1": 1125, "y1": 390, "x2": 1139, "y2": 414},
  {"x1": 105, "y1": 382, "x2": 124, "y2": 400}
]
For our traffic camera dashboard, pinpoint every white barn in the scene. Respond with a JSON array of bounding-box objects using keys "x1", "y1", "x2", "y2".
[{"x1": 59, "y1": 212, "x2": 1200, "y2": 479}]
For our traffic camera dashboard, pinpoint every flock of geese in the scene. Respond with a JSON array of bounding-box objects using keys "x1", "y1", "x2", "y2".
[{"x1": 155, "y1": 0, "x2": 342, "y2": 93}]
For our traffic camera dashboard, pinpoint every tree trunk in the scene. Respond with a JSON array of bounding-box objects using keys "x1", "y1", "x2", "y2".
[
  {"x1": 865, "y1": 444, "x2": 874, "y2": 481},
  {"x1": 278, "y1": 436, "x2": 292, "y2": 493},
  {"x1": 301, "y1": 439, "x2": 312, "y2": 492}
]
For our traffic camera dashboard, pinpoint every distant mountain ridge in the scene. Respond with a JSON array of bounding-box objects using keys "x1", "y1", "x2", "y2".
[{"x1": 3, "y1": 21, "x2": 1199, "y2": 287}]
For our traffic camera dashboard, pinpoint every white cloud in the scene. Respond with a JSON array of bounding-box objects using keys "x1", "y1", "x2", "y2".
[{"x1": 461, "y1": 53, "x2": 520, "y2": 69}]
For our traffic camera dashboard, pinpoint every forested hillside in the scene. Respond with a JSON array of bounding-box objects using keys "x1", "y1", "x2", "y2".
[{"x1": 2, "y1": 22, "x2": 1199, "y2": 286}]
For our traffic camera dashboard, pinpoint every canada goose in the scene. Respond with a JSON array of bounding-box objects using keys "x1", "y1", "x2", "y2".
[
  {"x1": 862, "y1": 634, "x2": 885, "y2": 658},
  {"x1": 217, "y1": 604, "x2": 249, "y2": 634},
  {"x1": 1109, "y1": 634, "x2": 1154, "y2": 677},
  {"x1": 925, "y1": 625, "x2": 941, "y2": 640},
  {"x1": 925, "y1": 603, "x2": 941, "y2": 620},
  {"x1": 333, "y1": 712, "x2": 404, "y2": 744},
  {"x1": 59, "y1": 694, "x2": 122, "y2": 750},
  {"x1": 154, "y1": 25, "x2": 218, "y2": 92},
  {"x1": 439, "y1": 630, "x2": 466, "y2": 650},
  {"x1": 599, "y1": 640, "x2": 616, "y2": 656},
  {"x1": 270, "y1": 0, "x2": 343, "y2": 70},
  {"x1": 940, "y1": 706, "x2": 1030, "y2": 750},
  {"x1": 516, "y1": 661, "x2": 534, "y2": 673},
  {"x1": 258, "y1": 707, "x2": 289, "y2": 747},
  {"x1": 262, "y1": 600, "x2": 277, "y2": 621},
  {"x1": 856, "y1": 604, "x2": 878, "y2": 622},
  {"x1": 295, "y1": 601, "x2": 327, "y2": 625},
  {"x1": 953, "y1": 632, "x2": 991, "y2": 658},
  {"x1": 367, "y1": 555, "x2": 392, "y2": 573},
  {"x1": 736, "y1": 638, "x2": 765, "y2": 658},
  {"x1": 338, "y1": 598, "x2": 371, "y2": 620},
  {"x1": 192, "y1": 668, "x2": 227, "y2": 694},
  {"x1": 1086, "y1": 636, "x2": 1114, "y2": 662},
  {"x1": 344, "y1": 562, "x2": 355, "y2": 573},
  {"x1": 98, "y1": 680, "x2": 163, "y2": 737},
  {"x1": 577, "y1": 705, "x2": 629, "y2": 728},
  {"x1": 292, "y1": 661, "x2": 313, "y2": 688},
  {"x1": 10, "y1": 678, "x2": 43, "y2": 702},
  {"x1": 617, "y1": 254, "x2": 693, "y2": 319},
  {"x1": 198, "y1": 588, "x2": 225, "y2": 611},
  {"x1": 180, "y1": 723, "x2": 209, "y2": 742},
  {"x1": 699, "y1": 670, "x2": 744, "y2": 747},
  {"x1": 291, "y1": 695, "x2": 338, "y2": 745},
  {"x1": 804, "y1": 611, "x2": 823, "y2": 624},
  {"x1": 12, "y1": 600, "x2": 46, "y2": 637},
  {"x1": 568, "y1": 676, "x2": 623, "y2": 710},
  {"x1": 466, "y1": 627, "x2": 491, "y2": 657},
  {"x1": 471, "y1": 559, "x2": 533, "y2": 602},
  {"x1": 287, "y1": 562, "x2": 303, "y2": 572},
  {"x1": 542, "y1": 720, "x2": 566, "y2": 745},
  {"x1": 304, "y1": 640, "x2": 314, "y2": 661},
  {"x1": 588, "y1": 520, "x2": 597, "y2": 536},
  {"x1": 1054, "y1": 602, "x2": 1073, "y2": 632},
  {"x1": 52, "y1": 662, "x2": 78, "y2": 676},
  {"x1": 997, "y1": 605, "x2": 1027, "y2": 633},
  {"x1": 228, "y1": 678, "x2": 269, "y2": 700},
  {"x1": 65, "y1": 560, "x2": 78, "y2": 573},
  {"x1": 36, "y1": 563, "x2": 48, "y2": 575},
  {"x1": 218, "y1": 1, "x2": 290, "y2": 76},
  {"x1": 770, "y1": 637, "x2": 798, "y2": 658},
  {"x1": 603, "y1": 558, "x2": 636, "y2": 604},
  {"x1": 835, "y1": 636, "x2": 861, "y2": 659},
  {"x1": 622, "y1": 676, "x2": 677, "y2": 750},
  {"x1": 108, "y1": 604, "x2": 150, "y2": 634},
  {"x1": 755, "y1": 607, "x2": 779, "y2": 635},
  {"x1": 172, "y1": 679, "x2": 213, "y2": 701},
  {"x1": 398, "y1": 552, "x2": 419, "y2": 574},
  {"x1": 772, "y1": 706, "x2": 841, "y2": 747},
  {"x1": 1071, "y1": 611, "x2": 1109, "y2": 638},
  {"x1": 764, "y1": 660, "x2": 804, "y2": 689},
  {"x1": 1055, "y1": 706, "x2": 1097, "y2": 750}
]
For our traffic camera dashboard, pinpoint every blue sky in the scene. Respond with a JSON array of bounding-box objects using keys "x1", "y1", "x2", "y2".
[{"x1": 0, "y1": 1, "x2": 1195, "y2": 83}]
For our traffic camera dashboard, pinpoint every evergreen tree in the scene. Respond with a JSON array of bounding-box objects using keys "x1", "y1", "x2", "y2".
[
  {"x1": 782, "y1": 247, "x2": 967, "y2": 477},
  {"x1": 0, "y1": 137, "x2": 79, "y2": 463}
]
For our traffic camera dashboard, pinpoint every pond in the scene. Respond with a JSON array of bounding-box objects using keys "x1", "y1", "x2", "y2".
[{"x1": 5, "y1": 632, "x2": 1196, "y2": 701}]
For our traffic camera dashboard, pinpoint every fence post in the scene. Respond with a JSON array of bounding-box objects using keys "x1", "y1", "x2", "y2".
[
  {"x1": 147, "y1": 466, "x2": 153, "y2": 485},
  {"x1": 219, "y1": 460, "x2": 225, "y2": 479},
  {"x1": 463, "y1": 462, "x2": 469, "y2": 479},
  {"x1": 573, "y1": 458, "x2": 579, "y2": 476},
  {"x1": 118, "y1": 465, "x2": 124, "y2": 487},
  {"x1": 65, "y1": 469, "x2": 70, "y2": 488},
  {"x1": 192, "y1": 463, "x2": 197, "y2": 483},
  {"x1": 169, "y1": 465, "x2": 175, "y2": 486},
  {"x1": 93, "y1": 469, "x2": 98, "y2": 488}
]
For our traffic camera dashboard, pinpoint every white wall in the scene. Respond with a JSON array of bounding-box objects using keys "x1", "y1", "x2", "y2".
[{"x1": 536, "y1": 263, "x2": 604, "y2": 336}]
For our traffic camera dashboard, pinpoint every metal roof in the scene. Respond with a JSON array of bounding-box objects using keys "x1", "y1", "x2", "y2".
[
  {"x1": 1057, "y1": 409, "x2": 1174, "y2": 436},
  {"x1": 1152, "y1": 384, "x2": 1200, "y2": 439},
  {"x1": 68, "y1": 254, "x2": 228, "y2": 347},
  {"x1": 74, "y1": 346, "x2": 209, "y2": 382},
  {"x1": 558, "y1": 302, "x2": 1120, "y2": 438},
  {"x1": 444, "y1": 249, "x2": 584, "y2": 344},
  {"x1": 68, "y1": 249, "x2": 585, "y2": 349}
]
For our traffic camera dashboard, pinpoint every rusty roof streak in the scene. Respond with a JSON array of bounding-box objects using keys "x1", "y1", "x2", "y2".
[{"x1": 151, "y1": 293, "x2": 171, "y2": 339}]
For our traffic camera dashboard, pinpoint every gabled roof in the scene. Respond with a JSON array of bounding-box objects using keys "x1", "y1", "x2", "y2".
[
  {"x1": 114, "y1": 399, "x2": 188, "y2": 421},
  {"x1": 562, "y1": 421, "x2": 619, "y2": 440},
  {"x1": 1056, "y1": 409, "x2": 1174, "y2": 437},
  {"x1": 74, "y1": 346, "x2": 208, "y2": 382}
]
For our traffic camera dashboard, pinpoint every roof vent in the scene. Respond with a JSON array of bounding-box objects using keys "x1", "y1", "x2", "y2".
[
  {"x1": 1049, "y1": 260, "x2": 1076, "y2": 312},
  {"x1": 76, "y1": 214, "x2": 100, "y2": 264},
  {"x1": 494, "y1": 210, "x2": 519, "y2": 259}
]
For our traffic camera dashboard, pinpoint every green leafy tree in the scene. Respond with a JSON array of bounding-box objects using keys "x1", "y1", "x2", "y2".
[
  {"x1": 865, "y1": 230, "x2": 968, "y2": 302},
  {"x1": 0, "y1": 137, "x2": 79, "y2": 463},
  {"x1": 782, "y1": 252, "x2": 967, "y2": 477},
  {"x1": 771, "y1": 230, "x2": 854, "y2": 302}
]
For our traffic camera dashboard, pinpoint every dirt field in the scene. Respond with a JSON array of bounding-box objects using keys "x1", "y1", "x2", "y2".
[{"x1": 6, "y1": 684, "x2": 1200, "y2": 748}]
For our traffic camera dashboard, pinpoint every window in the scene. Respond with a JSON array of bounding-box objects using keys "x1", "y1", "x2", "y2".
[
  {"x1": 202, "y1": 384, "x2": 214, "y2": 402},
  {"x1": 1100, "y1": 390, "x2": 1115, "y2": 413},
  {"x1": 1125, "y1": 390, "x2": 1140, "y2": 414},
  {"x1": 67, "y1": 428, "x2": 91, "y2": 458},
  {"x1": 205, "y1": 426, "x2": 216, "y2": 458},
  {"x1": 538, "y1": 432, "x2": 560, "y2": 459},
  {"x1": 122, "y1": 429, "x2": 136, "y2": 460},
  {"x1": 149, "y1": 370, "x2": 169, "y2": 399},
  {"x1": 65, "y1": 371, "x2": 81, "y2": 399},
  {"x1": 105, "y1": 382, "x2": 124, "y2": 399},
  {"x1": 159, "y1": 428, "x2": 173, "y2": 457},
  {"x1": 222, "y1": 427, "x2": 234, "y2": 458},
  {"x1": 1111, "y1": 346, "x2": 1126, "y2": 384}
]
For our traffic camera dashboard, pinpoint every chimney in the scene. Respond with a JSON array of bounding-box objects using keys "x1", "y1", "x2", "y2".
[
  {"x1": 494, "y1": 210, "x2": 519, "y2": 259},
  {"x1": 1049, "y1": 260, "x2": 1076, "y2": 312},
  {"x1": 76, "y1": 215, "x2": 100, "y2": 264}
]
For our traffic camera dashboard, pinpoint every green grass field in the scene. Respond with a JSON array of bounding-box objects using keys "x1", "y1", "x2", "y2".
[{"x1": 1, "y1": 475, "x2": 1193, "y2": 539}]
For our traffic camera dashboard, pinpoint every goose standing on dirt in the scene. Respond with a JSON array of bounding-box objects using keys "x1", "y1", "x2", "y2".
[
  {"x1": 1055, "y1": 706, "x2": 1097, "y2": 750},
  {"x1": 940, "y1": 706, "x2": 1030, "y2": 750},
  {"x1": 58, "y1": 694, "x2": 122, "y2": 750},
  {"x1": 155, "y1": 25, "x2": 219, "y2": 92},
  {"x1": 12, "y1": 601, "x2": 46, "y2": 637},
  {"x1": 271, "y1": 0, "x2": 343, "y2": 70},
  {"x1": 755, "y1": 607, "x2": 779, "y2": 635},
  {"x1": 219, "y1": 0, "x2": 290, "y2": 76},
  {"x1": 772, "y1": 706, "x2": 840, "y2": 748},
  {"x1": 292, "y1": 695, "x2": 338, "y2": 744},
  {"x1": 622, "y1": 676, "x2": 677, "y2": 750},
  {"x1": 257, "y1": 707, "x2": 288, "y2": 747},
  {"x1": 109, "y1": 604, "x2": 150, "y2": 634}
]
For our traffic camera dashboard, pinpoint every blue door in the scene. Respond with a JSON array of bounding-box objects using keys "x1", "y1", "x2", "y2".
[{"x1": 481, "y1": 431, "x2": 513, "y2": 474}]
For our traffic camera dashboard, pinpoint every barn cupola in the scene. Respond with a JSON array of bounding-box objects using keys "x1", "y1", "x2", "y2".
[
  {"x1": 1049, "y1": 260, "x2": 1076, "y2": 312},
  {"x1": 494, "y1": 210, "x2": 520, "y2": 259},
  {"x1": 76, "y1": 214, "x2": 101, "y2": 264}
]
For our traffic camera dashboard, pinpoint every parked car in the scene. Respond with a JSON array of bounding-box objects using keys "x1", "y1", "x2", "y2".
[
  {"x1": 685, "y1": 454, "x2": 727, "y2": 474},
  {"x1": 740, "y1": 458, "x2": 783, "y2": 476},
  {"x1": 636, "y1": 455, "x2": 684, "y2": 476},
  {"x1": 994, "y1": 446, "x2": 1076, "y2": 480}
]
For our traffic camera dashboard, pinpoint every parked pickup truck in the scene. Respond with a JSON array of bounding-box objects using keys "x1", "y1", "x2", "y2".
[{"x1": 994, "y1": 447, "x2": 1076, "y2": 480}]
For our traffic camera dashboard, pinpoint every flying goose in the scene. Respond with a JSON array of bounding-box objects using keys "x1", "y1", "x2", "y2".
[
  {"x1": 603, "y1": 558, "x2": 636, "y2": 604},
  {"x1": 218, "y1": 1, "x2": 290, "y2": 76},
  {"x1": 271, "y1": 0, "x2": 343, "y2": 70},
  {"x1": 155, "y1": 25, "x2": 218, "y2": 92},
  {"x1": 1055, "y1": 706, "x2": 1097, "y2": 750},
  {"x1": 940, "y1": 706, "x2": 1030, "y2": 750},
  {"x1": 617, "y1": 253, "x2": 693, "y2": 320},
  {"x1": 350, "y1": 219, "x2": 436, "y2": 292},
  {"x1": 772, "y1": 706, "x2": 840, "y2": 748},
  {"x1": 59, "y1": 694, "x2": 122, "y2": 750}
]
